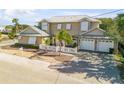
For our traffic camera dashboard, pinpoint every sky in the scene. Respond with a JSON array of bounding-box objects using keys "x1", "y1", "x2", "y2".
[{"x1": 0, "y1": 9, "x2": 124, "y2": 26}]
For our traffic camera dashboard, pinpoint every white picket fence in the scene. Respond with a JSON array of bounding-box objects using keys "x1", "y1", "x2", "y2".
[{"x1": 39, "y1": 44, "x2": 77, "y2": 54}]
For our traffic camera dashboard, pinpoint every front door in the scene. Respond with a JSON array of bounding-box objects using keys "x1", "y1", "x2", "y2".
[{"x1": 28, "y1": 36, "x2": 36, "y2": 44}]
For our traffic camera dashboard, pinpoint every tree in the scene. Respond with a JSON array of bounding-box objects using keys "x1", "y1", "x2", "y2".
[
  {"x1": 105, "y1": 23, "x2": 122, "y2": 53},
  {"x1": 99, "y1": 18, "x2": 114, "y2": 31},
  {"x1": 12, "y1": 18, "x2": 20, "y2": 33},
  {"x1": 56, "y1": 30, "x2": 73, "y2": 55},
  {"x1": 115, "y1": 14, "x2": 124, "y2": 38},
  {"x1": 5, "y1": 25, "x2": 13, "y2": 30}
]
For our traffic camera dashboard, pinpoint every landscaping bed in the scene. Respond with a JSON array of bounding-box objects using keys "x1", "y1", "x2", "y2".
[
  {"x1": 0, "y1": 45, "x2": 74, "y2": 63},
  {"x1": 114, "y1": 54, "x2": 124, "y2": 83}
]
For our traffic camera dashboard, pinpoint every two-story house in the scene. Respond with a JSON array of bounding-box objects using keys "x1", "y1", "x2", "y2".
[
  {"x1": 18, "y1": 15, "x2": 115, "y2": 52},
  {"x1": 38, "y1": 15, "x2": 114, "y2": 52}
]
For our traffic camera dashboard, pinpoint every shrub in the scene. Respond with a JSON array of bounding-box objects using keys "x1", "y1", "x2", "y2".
[
  {"x1": 45, "y1": 38, "x2": 51, "y2": 45},
  {"x1": 8, "y1": 32, "x2": 16, "y2": 39},
  {"x1": 72, "y1": 42, "x2": 77, "y2": 48},
  {"x1": 109, "y1": 48, "x2": 114, "y2": 54},
  {"x1": 13, "y1": 43, "x2": 39, "y2": 49},
  {"x1": 120, "y1": 57, "x2": 124, "y2": 63},
  {"x1": 120, "y1": 47, "x2": 124, "y2": 57}
]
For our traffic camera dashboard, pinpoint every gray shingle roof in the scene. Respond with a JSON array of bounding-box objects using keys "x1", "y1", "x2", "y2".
[
  {"x1": 19, "y1": 26, "x2": 49, "y2": 36},
  {"x1": 40, "y1": 15, "x2": 101, "y2": 23}
]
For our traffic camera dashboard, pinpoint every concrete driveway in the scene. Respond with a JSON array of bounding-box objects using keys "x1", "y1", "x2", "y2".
[{"x1": 50, "y1": 52, "x2": 121, "y2": 84}]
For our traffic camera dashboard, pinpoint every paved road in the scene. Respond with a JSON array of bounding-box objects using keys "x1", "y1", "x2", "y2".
[{"x1": 0, "y1": 53, "x2": 84, "y2": 84}]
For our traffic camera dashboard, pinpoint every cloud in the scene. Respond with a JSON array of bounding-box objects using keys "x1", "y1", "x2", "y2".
[
  {"x1": 3, "y1": 9, "x2": 35, "y2": 19},
  {"x1": 0, "y1": 9, "x2": 39, "y2": 25}
]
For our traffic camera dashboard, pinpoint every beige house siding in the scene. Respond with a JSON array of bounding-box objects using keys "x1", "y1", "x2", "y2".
[
  {"x1": 36, "y1": 37, "x2": 42, "y2": 45},
  {"x1": 85, "y1": 29, "x2": 105, "y2": 36},
  {"x1": 49, "y1": 22, "x2": 81, "y2": 36},
  {"x1": 19, "y1": 36, "x2": 43, "y2": 45},
  {"x1": 18, "y1": 36, "x2": 29, "y2": 44},
  {"x1": 91, "y1": 22, "x2": 99, "y2": 29}
]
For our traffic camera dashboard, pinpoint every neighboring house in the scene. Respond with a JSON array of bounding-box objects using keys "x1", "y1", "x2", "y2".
[
  {"x1": 0, "y1": 26, "x2": 6, "y2": 32},
  {"x1": 38, "y1": 15, "x2": 114, "y2": 52},
  {"x1": 18, "y1": 26, "x2": 49, "y2": 45}
]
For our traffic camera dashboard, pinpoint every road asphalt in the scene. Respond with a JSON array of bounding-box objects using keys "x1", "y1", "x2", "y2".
[{"x1": 0, "y1": 53, "x2": 85, "y2": 84}]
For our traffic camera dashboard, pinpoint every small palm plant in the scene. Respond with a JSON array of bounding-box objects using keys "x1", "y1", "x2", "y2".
[
  {"x1": 0, "y1": 32, "x2": 2, "y2": 41},
  {"x1": 56, "y1": 29, "x2": 73, "y2": 55}
]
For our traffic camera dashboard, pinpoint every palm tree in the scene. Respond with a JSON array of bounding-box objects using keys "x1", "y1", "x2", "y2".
[
  {"x1": 12, "y1": 18, "x2": 20, "y2": 33},
  {"x1": 56, "y1": 29, "x2": 73, "y2": 55}
]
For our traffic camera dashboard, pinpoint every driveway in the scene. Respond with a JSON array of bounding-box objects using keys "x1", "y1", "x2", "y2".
[{"x1": 50, "y1": 52, "x2": 121, "y2": 84}]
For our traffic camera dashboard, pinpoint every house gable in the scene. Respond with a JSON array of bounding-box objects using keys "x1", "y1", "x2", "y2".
[
  {"x1": 82, "y1": 28, "x2": 105, "y2": 36},
  {"x1": 20, "y1": 27, "x2": 40, "y2": 34}
]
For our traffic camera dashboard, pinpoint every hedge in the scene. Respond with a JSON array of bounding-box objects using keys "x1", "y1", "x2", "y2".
[
  {"x1": 120, "y1": 47, "x2": 124, "y2": 58},
  {"x1": 13, "y1": 43, "x2": 39, "y2": 49}
]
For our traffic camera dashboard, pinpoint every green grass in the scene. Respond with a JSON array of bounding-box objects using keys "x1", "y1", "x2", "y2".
[
  {"x1": 115, "y1": 53, "x2": 124, "y2": 83},
  {"x1": 11, "y1": 43, "x2": 39, "y2": 49},
  {"x1": 114, "y1": 53, "x2": 124, "y2": 63},
  {"x1": 117, "y1": 63, "x2": 124, "y2": 83}
]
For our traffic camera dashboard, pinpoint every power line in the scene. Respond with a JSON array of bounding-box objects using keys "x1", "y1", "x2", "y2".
[{"x1": 92, "y1": 9, "x2": 124, "y2": 18}]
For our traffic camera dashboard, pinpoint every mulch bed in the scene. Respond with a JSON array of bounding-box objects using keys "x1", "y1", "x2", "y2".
[
  {"x1": 1, "y1": 45, "x2": 74, "y2": 63},
  {"x1": 40, "y1": 52, "x2": 74, "y2": 62}
]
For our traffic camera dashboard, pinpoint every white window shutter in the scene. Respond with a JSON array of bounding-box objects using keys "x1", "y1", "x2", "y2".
[
  {"x1": 66, "y1": 24, "x2": 71, "y2": 30},
  {"x1": 81, "y1": 21, "x2": 89, "y2": 31},
  {"x1": 57, "y1": 24, "x2": 62, "y2": 29},
  {"x1": 42, "y1": 22, "x2": 48, "y2": 30}
]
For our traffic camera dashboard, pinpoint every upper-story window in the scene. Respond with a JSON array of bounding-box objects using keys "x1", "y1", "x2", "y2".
[
  {"x1": 57, "y1": 24, "x2": 62, "y2": 30},
  {"x1": 81, "y1": 21, "x2": 89, "y2": 31},
  {"x1": 42, "y1": 22, "x2": 48, "y2": 30},
  {"x1": 66, "y1": 24, "x2": 71, "y2": 30}
]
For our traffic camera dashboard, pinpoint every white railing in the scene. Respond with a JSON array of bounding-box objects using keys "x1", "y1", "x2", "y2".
[{"x1": 39, "y1": 44, "x2": 77, "y2": 54}]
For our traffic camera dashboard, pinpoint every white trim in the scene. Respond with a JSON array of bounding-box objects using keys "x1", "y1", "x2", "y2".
[
  {"x1": 80, "y1": 21, "x2": 89, "y2": 31},
  {"x1": 66, "y1": 24, "x2": 71, "y2": 30},
  {"x1": 42, "y1": 22, "x2": 48, "y2": 30},
  {"x1": 57, "y1": 24, "x2": 62, "y2": 30}
]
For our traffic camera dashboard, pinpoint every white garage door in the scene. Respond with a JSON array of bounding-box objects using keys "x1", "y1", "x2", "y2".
[
  {"x1": 80, "y1": 39, "x2": 95, "y2": 51},
  {"x1": 28, "y1": 36, "x2": 36, "y2": 44},
  {"x1": 96, "y1": 40, "x2": 114, "y2": 52}
]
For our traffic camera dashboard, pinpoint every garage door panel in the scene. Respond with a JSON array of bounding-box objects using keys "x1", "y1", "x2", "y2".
[
  {"x1": 80, "y1": 39, "x2": 95, "y2": 51},
  {"x1": 97, "y1": 40, "x2": 114, "y2": 52}
]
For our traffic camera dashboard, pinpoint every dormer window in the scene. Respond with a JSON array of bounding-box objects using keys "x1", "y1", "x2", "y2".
[
  {"x1": 42, "y1": 22, "x2": 48, "y2": 30},
  {"x1": 81, "y1": 21, "x2": 89, "y2": 31},
  {"x1": 66, "y1": 24, "x2": 71, "y2": 30},
  {"x1": 57, "y1": 24, "x2": 62, "y2": 30}
]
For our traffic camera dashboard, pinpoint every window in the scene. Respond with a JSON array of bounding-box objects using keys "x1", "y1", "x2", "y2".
[
  {"x1": 42, "y1": 22, "x2": 48, "y2": 30},
  {"x1": 81, "y1": 21, "x2": 89, "y2": 31},
  {"x1": 57, "y1": 24, "x2": 62, "y2": 30},
  {"x1": 66, "y1": 24, "x2": 71, "y2": 30}
]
